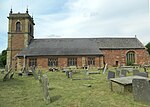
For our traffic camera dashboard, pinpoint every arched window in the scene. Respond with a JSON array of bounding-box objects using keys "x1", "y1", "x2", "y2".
[
  {"x1": 126, "y1": 51, "x2": 135, "y2": 65},
  {"x1": 16, "y1": 22, "x2": 21, "y2": 32}
]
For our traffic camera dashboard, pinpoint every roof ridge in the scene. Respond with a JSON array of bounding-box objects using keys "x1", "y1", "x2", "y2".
[{"x1": 33, "y1": 37, "x2": 136, "y2": 40}]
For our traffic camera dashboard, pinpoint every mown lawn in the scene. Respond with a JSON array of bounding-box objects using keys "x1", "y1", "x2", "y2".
[{"x1": 0, "y1": 68, "x2": 150, "y2": 107}]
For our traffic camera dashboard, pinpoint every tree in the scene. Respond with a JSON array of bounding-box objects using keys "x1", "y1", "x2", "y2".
[
  {"x1": 145, "y1": 42, "x2": 150, "y2": 55},
  {"x1": 0, "y1": 49, "x2": 7, "y2": 68}
]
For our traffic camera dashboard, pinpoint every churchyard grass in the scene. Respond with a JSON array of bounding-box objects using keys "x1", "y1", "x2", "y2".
[{"x1": 0, "y1": 68, "x2": 150, "y2": 107}]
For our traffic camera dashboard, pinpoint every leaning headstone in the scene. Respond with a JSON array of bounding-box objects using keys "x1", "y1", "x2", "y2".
[
  {"x1": 103, "y1": 63, "x2": 108, "y2": 74},
  {"x1": 132, "y1": 69, "x2": 140, "y2": 76},
  {"x1": 107, "y1": 71, "x2": 115, "y2": 80},
  {"x1": 31, "y1": 67, "x2": 38, "y2": 80},
  {"x1": 42, "y1": 74, "x2": 51, "y2": 103},
  {"x1": 3, "y1": 68, "x2": 12, "y2": 81},
  {"x1": 132, "y1": 78, "x2": 150, "y2": 104},
  {"x1": 3, "y1": 72, "x2": 10, "y2": 81}
]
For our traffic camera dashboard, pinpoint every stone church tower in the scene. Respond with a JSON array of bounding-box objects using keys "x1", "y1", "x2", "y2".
[{"x1": 7, "y1": 9, "x2": 35, "y2": 69}]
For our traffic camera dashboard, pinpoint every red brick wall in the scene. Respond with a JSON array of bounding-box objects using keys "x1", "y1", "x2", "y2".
[
  {"x1": 95, "y1": 57, "x2": 100, "y2": 67},
  {"x1": 17, "y1": 56, "x2": 102, "y2": 70},
  {"x1": 77, "y1": 57, "x2": 82, "y2": 67},
  {"x1": 101, "y1": 49, "x2": 150, "y2": 67},
  {"x1": 16, "y1": 49, "x2": 150, "y2": 70},
  {"x1": 37, "y1": 57, "x2": 48, "y2": 68},
  {"x1": 58, "y1": 57, "x2": 67, "y2": 67}
]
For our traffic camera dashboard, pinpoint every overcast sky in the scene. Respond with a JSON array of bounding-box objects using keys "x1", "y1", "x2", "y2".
[{"x1": 0, "y1": 0, "x2": 150, "y2": 52}]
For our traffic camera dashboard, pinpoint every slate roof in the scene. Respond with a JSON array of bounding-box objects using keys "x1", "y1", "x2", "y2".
[{"x1": 18, "y1": 37, "x2": 145, "y2": 57}]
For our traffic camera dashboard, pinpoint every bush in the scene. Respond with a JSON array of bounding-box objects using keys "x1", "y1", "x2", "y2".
[
  {"x1": 145, "y1": 42, "x2": 150, "y2": 55},
  {"x1": 0, "y1": 49, "x2": 7, "y2": 68}
]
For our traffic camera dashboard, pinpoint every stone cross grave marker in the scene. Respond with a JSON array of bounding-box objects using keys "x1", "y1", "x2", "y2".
[
  {"x1": 42, "y1": 74, "x2": 51, "y2": 103},
  {"x1": 132, "y1": 78, "x2": 150, "y2": 104}
]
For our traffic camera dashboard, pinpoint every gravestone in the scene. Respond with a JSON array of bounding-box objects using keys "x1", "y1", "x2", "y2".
[
  {"x1": 42, "y1": 74, "x2": 51, "y2": 103},
  {"x1": 120, "y1": 69, "x2": 129, "y2": 77},
  {"x1": 69, "y1": 71, "x2": 72, "y2": 79},
  {"x1": 31, "y1": 67, "x2": 38, "y2": 80},
  {"x1": 135, "y1": 72, "x2": 148, "y2": 77},
  {"x1": 115, "y1": 69, "x2": 120, "y2": 77},
  {"x1": 3, "y1": 72, "x2": 10, "y2": 81},
  {"x1": 132, "y1": 78, "x2": 150, "y2": 104},
  {"x1": 107, "y1": 71, "x2": 115, "y2": 80},
  {"x1": 3, "y1": 68, "x2": 12, "y2": 81},
  {"x1": 103, "y1": 63, "x2": 108, "y2": 74},
  {"x1": 38, "y1": 70, "x2": 42, "y2": 83},
  {"x1": 132, "y1": 69, "x2": 140, "y2": 76},
  {"x1": 66, "y1": 71, "x2": 69, "y2": 78}
]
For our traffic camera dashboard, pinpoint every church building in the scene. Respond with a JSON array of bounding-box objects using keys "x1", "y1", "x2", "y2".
[{"x1": 7, "y1": 9, "x2": 150, "y2": 70}]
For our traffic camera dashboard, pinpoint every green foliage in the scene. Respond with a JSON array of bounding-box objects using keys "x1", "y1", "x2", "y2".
[
  {"x1": 145, "y1": 42, "x2": 150, "y2": 55},
  {"x1": 0, "y1": 49, "x2": 7, "y2": 68}
]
